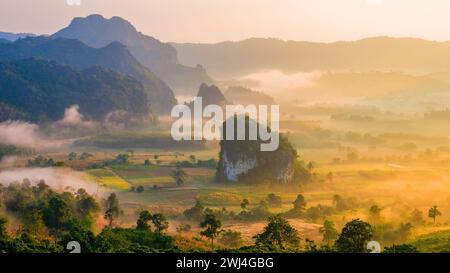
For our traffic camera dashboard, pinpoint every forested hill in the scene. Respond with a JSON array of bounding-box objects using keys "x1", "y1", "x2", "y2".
[
  {"x1": 0, "y1": 58, "x2": 149, "y2": 123},
  {"x1": 0, "y1": 36, "x2": 176, "y2": 114}
]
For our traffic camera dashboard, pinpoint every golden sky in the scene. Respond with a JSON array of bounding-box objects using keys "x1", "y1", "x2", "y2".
[{"x1": 2, "y1": 0, "x2": 450, "y2": 43}]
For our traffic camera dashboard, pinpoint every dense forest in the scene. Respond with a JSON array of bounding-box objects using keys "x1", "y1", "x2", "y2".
[
  {"x1": 0, "y1": 180, "x2": 416, "y2": 253},
  {"x1": 0, "y1": 36, "x2": 176, "y2": 114},
  {"x1": 0, "y1": 58, "x2": 149, "y2": 122}
]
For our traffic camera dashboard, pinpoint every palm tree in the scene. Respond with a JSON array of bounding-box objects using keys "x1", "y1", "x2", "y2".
[{"x1": 428, "y1": 205, "x2": 442, "y2": 224}]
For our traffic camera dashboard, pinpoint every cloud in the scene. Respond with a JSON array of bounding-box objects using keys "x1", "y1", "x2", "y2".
[
  {"x1": 0, "y1": 167, "x2": 106, "y2": 196},
  {"x1": 0, "y1": 120, "x2": 46, "y2": 148},
  {"x1": 237, "y1": 70, "x2": 319, "y2": 96},
  {"x1": 55, "y1": 105, "x2": 97, "y2": 128},
  {"x1": 0, "y1": 155, "x2": 18, "y2": 167},
  {"x1": 0, "y1": 120, "x2": 71, "y2": 149}
]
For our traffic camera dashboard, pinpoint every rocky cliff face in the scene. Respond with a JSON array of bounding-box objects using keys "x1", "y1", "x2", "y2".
[
  {"x1": 221, "y1": 152, "x2": 257, "y2": 182},
  {"x1": 216, "y1": 118, "x2": 298, "y2": 184}
]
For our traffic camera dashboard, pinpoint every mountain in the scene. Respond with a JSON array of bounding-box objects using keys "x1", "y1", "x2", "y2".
[
  {"x1": 53, "y1": 14, "x2": 213, "y2": 94},
  {"x1": 0, "y1": 36, "x2": 176, "y2": 114},
  {"x1": 216, "y1": 117, "x2": 299, "y2": 183},
  {"x1": 0, "y1": 31, "x2": 35, "y2": 41},
  {"x1": 187, "y1": 83, "x2": 228, "y2": 109},
  {"x1": 172, "y1": 37, "x2": 450, "y2": 78},
  {"x1": 0, "y1": 58, "x2": 149, "y2": 123},
  {"x1": 224, "y1": 86, "x2": 276, "y2": 105},
  {"x1": 196, "y1": 83, "x2": 228, "y2": 106}
]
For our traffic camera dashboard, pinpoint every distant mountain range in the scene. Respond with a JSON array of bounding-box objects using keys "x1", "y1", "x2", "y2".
[
  {"x1": 0, "y1": 31, "x2": 35, "y2": 41},
  {"x1": 172, "y1": 37, "x2": 450, "y2": 78},
  {"x1": 0, "y1": 58, "x2": 149, "y2": 123},
  {"x1": 0, "y1": 36, "x2": 176, "y2": 114},
  {"x1": 53, "y1": 14, "x2": 213, "y2": 94}
]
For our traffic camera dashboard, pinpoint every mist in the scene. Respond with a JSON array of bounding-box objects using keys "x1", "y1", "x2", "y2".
[
  {"x1": 0, "y1": 120, "x2": 51, "y2": 149},
  {"x1": 0, "y1": 167, "x2": 106, "y2": 196},
  {"x1": 55, "y1": 105, "x2": 97, "y2": 128}
]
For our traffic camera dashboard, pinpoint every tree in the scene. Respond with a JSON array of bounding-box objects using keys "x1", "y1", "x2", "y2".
[
  {"x1": 189, "y1": 155, "x2": 196, "y2": 163},
  {"x1": 347, "y1": 151, "x2": 359, "y2": 162},
  {"x1": 219, "y1": 230, "x2": 244, "y2": 248},
  {"x1": 115, "y1": 154, "x2": 129, "y2": 164},
  {"x1": 410, "y1": 209, "x2": 425, "y2": 225},
  {"x1": 306, "y1": 204, "x2": 333, "y2": 221},
  {"x1": 43, "y1": 196, "x2": 73, "y2": 230},
  {"x1": 183, "y1": 200, "x2": 205, "y2": 220},
  {"x1": 240, "y1": 199, "x2": 249, "y2": 211},
  {"x1": 171, "y1": 167, "x2": 187, "y2": 186},
  {"x1": 266, "y1": 193, "x2": 282, "y2": 208},
  {"x1": 369, "y1": 205, "x2": 382, "y2": 222},
  {"x1": 176, "y1": 224, "x2": 191, "y2": 234},
  {"x1": 60, "y1": 220, "x2": 96, "y2": 253},
  {"x1": 306, "y1": 161, "x2": 315, "y2": 171},
  {"x1": 0, "y1": 216, "x2": 8, "y2": 239},
  {"x1": 76, "y1": 189, "x2": 100, "y2": 219},
  {"x1": 428, "y1": 205, "x2": 442, "y2": 224},
  {"x1": 335, "y1": 219, "x2": 373, "y2": 253},
  {"x1": 332, "y1": 194, "x2": 354, "y2": 211},
  {"x1": 254, "y1": 215, "x2": 300, "y2": 250},
  {"x1": 104, "y1": 193, "x2": 120, "y2": 227},
  {"x1": 284, "y1": 194, "x2": 307, "y2": 218},
  {"x1": 251, "y1": 200, "x2": 270, "y2": 219},
  {"x1": 151, "y1": 213, "x2": 169, "y2": 234},
  {"x1": 200, "y1": 213, "x2": 222, "y2": 250},
  {"x1": 396, "y1": 222, "x2": 413, "y2": 242},
  {"x1": 79, "y1": 152, "x2": 93, "y2": 160},
  {"x1": 136, "y1": 211, "x2": 153, "y2": 231},
  {"x1": 383, "y1": 244, "x2": 419, "y2": 253},
  {"x1": 293, "y1": 194, "x2": 307, "y2": 212},
  {"x1": 333, "y1": 194, "x2": 343, "y2": 210},
  {"x1": 326, "y1": 171, "x2": 334, "y2": 183},
  {"x1": 24, "y1": 209, "x2": 47, "y2": 237},
  {"x1": 136, "y1": 185, "x2": 145, "y2": 193},
  {"x1": 68, "y1": 152, "x2": 77, "y2": 161},
  {"x1": 144, "y1": 159, "x2": 151, "y2": 166},
  {"x1": 319, "y1": 220, "x2": 338, "y2": 246}
]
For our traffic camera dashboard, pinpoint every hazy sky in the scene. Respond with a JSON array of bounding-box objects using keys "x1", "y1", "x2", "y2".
[{"x1": 2, "y1": 0, "x2": 450, "y2": 43}]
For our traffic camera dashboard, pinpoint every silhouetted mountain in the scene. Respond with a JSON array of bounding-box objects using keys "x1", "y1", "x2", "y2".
[
  {"x1": 225, "y1": 86, "x2": 276, "y2": 105},
  {"x1": 0, "y1": 36, "x2": 176, "y2": 114},
  {"x1": 173, "y1": 37, "x2": 450, "y2": 78},
  {"x1": 0, "y1": 58, "x2": 149, "y2": 122},
  {"x1": 0, "y1": 31, "x2": 35, "y2": 41},
  {"x1": 187, "y1": 84, "x2": 228, "y2": 109},
  {"x1": 53, "y1": 14, "x2": 213, "y2": 94},
  {"x1": 0, "y1": 38, "x2": 10, "y2": 44}
]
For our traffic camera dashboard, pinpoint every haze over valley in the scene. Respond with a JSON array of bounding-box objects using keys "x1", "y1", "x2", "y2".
[{"x1": 2, "y1": 2, "x2": 450, "y2": 253}]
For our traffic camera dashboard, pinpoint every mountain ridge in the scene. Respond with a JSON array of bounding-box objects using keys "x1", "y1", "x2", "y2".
[
  {"x1": 53, "y1": 14, "x2": 213, "y2": 94},
  {"x1": 0, "y1": 36, "x2": 177, "y2": 114},
  {"x1": 172, "y1": 36, "x2": 450, "y2": 78},
  {"x1": 0, "y1": 58, "x2": 149, "y2": 123}
]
